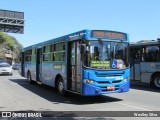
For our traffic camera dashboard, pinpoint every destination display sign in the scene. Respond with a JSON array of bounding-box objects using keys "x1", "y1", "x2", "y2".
[
  {"x1": 91, "y1": 30, "x2": 127, "y2": 40},
  {"x1": 91, "y1": 61, "x2": 110, "y2": 68}
]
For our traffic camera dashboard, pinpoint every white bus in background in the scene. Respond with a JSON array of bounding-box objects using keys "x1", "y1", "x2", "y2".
[{"x1": 130, "y1": 39, "x2": 160, "y2": 88}]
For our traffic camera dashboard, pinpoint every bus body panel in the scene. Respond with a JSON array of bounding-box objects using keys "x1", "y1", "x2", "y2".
[
  {"x1": 134, "y1": 64, "x2": 141, "y2": 81},
  {"x1": 24, "y1": 62, "x2": 31, "y2": 78},
  {"x1": 30, "y1": 62, "x2": 36, "y2": 81},
  {"x1": 140, "y1": 62, "x2": 160, "y2": 83},
  {"x1": 41, "y1": 62, "x2": 67, "y2": 87},
  {"x1": 140, "y1": 72, "x2": 151, "y2": 83},
  {"x1": 131, "y1": 62, "x2": 160, "y2": 83},
  {"x1": 23, "y1": 62, "x2": 36, "y2": 81}
]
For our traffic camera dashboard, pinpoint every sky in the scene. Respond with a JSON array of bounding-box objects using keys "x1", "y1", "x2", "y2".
[{"x1": 0, "y1": 0, "x2": 160, "y2": 47}]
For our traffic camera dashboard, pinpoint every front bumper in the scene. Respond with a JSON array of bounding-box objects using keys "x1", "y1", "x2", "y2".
[{"x1": 83, "y1": 81, "x2": 130, "y2": 96}]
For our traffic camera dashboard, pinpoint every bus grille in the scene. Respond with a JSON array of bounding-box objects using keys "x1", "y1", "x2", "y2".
[
  {"x1": 112, "y1": 80, "x2": 122, "y2": 83},
  {"x1": 97, "y1": 80, "x2": 122, "y2": 84},
  {"x1": 96, "y1": 74, "x2": 123, "y2": 77},
  {"x1": 95, "y1": 71, "x2": 124, "y2": 77}
]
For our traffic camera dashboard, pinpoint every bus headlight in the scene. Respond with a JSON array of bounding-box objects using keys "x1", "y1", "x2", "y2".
[
  {"x1": 84, "y1": 79, "x2": 94, "y2": 84},
  {"x1": 124, "y1": 77, "x2": 130, "y2": 82}
]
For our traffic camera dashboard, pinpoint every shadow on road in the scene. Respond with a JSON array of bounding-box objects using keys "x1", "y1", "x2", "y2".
[
  {"x1": 0, "y1": 74, "x2": 12, "y2": 76},
  {"x1": 130, "y1": 82, "x2": 160, "y2": 93},
  {"x1": 9, "y1": 78, "x2": 122, "y2": 105}
]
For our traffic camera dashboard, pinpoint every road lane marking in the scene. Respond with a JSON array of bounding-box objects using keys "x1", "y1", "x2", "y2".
[{"x1": 116, "y1": 102, "x2": 152, "y2": 111}]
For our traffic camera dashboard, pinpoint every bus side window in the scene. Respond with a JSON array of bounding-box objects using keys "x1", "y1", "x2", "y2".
[
  {"x1": 24, "y1": 49, "x2": 32, "y2": 62},
  {"x1": 42, "y1": 44, "x2": 53, "y2": 61},
  {"x1": 156, "y1": 47, "x2": 160, "y2": 61},
  {"x1": 146, "y1": 46, "x2": 159, "y2": 62},
  {"x1": 52, "y1": 44, "x2": 55, "y2": 61},
  {"x1": 53, "y1": 42, "x2": 65, "y2": 61},
  {"x1": 130, "y1": 48, "x2": 135, "y2": 67},
  {"x1": 134, "y1": 49, "x2": 141, "y2": 63},
  {"x1": 43, "y1": 46, "x2": 48, "y2": 61},
  {"x1": 157, "y1": 52, "x2": 160, "y2": 61},
  {"x1": 43, "y1": 46, "x2": 46, "y2": 53},
  {"x1": 25, "y1": 56, "x2": 30, "y2": 61}
]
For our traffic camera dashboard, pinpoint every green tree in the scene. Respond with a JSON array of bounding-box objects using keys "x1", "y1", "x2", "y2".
[{"x1": 0, "y1": 32, "x2": 23, "y2": 61}]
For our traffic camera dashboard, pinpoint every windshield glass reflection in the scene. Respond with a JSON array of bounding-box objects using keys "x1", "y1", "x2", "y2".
[{"x1": 82, "y1": 41, "x2": 129, "y2": 69}]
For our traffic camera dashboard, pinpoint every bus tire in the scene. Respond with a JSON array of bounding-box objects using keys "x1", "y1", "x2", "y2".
[
  {"x1": 152, "y1": 74, "x2": 160, "y2": 89},
  {"x1": 57, "y1": 77, "x2": 66, "y2": 96},
  {"x1": 27, "y1": 72, "x2": 35, "y2": 84}
]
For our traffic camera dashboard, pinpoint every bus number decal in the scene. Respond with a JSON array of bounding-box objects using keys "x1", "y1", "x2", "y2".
[{"x1": 54, "y1": 65, "x2": 62, "y2": 69}]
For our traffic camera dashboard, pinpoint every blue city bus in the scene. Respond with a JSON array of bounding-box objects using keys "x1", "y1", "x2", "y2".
[
  {"x1": 20, "y1": 29, "x2": 130, "y2": 96},
  {"x1": 130, "y1": 39, "x2": 160, "y2": 88}
]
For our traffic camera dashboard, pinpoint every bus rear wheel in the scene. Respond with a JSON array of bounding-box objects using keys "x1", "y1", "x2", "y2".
[
  {"x1": 57, "y1": 77, "x2": 66, "y2": 96},
  {"x1": 153, "y1": 74, "x2": 160, "y2": 89}
]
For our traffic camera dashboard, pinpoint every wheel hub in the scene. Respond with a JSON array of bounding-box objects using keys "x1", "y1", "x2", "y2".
[
  {"x1": 58, "y1": 82, "x2": 64, "y2": 92},
  {"x1": 154, "y1": 77, "x2": 160, "y2": 88}
]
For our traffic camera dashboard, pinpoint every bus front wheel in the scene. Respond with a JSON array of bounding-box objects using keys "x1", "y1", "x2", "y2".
[
  {"x1": 57, "y1": 77, "x2": 66, "y2": 96},
  {"x1": 152, "y1": 74, "x2": 160, "y2": 89}
]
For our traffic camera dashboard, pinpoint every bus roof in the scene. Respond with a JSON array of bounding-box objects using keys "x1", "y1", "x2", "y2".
[
  {"x1": 22, "y1": 29, "x2": 128, "y2": 51},
  {"x1": 22, "y1": 29, "x2": 87, "y2": 51},
  {"x1": 130, "y1": 40, "x2": 160, "y2": 47}
]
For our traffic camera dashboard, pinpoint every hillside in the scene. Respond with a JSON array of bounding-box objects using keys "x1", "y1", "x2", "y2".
[{"x1": 0, "y1": 32, "x2": 23, "y2": 62}]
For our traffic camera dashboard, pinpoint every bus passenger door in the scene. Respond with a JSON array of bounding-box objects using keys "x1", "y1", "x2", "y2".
[
  {"x1": 67, "y1": 41, "x2": 82, "y2": 93},
  {"x1": 36, "y1": 48, "x2": 42, "y2": 82}
]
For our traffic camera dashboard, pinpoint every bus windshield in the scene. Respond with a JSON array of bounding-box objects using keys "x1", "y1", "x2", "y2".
[{"x1": 83, "y1": 40, "x2": 129, "y2": 69}]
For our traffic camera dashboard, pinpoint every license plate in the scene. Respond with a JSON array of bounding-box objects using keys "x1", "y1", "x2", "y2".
[{"x1": 107, "y1": 86, "x2": 115, "y2": 90}]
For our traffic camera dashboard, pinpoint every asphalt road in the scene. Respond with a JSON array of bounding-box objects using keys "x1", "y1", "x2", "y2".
[{"x1": 0, "y1": 70, "x2": 160, "y2": 120}]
